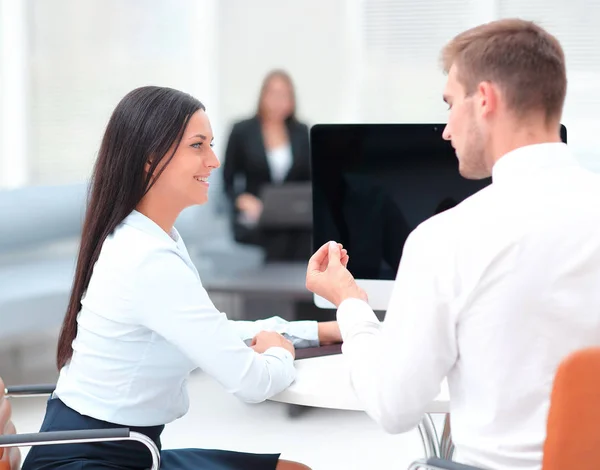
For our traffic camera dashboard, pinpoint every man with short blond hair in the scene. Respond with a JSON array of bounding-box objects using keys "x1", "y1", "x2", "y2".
[
  {"x1": 442, "y1": 19, "x2": 566, "y2": 121},
  {"x1": 307, "y1": 19, "x2": 600, "y2": 470}
]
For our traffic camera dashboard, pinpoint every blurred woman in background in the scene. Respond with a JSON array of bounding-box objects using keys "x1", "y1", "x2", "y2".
[{"x1": 223, "y1": 70, "x2": 312, "y2": 262}]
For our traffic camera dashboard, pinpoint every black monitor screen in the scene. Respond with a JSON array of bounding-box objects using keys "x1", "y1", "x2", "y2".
[{"x1": 310, "y1": 123, "x2": 567, "y2": 280}]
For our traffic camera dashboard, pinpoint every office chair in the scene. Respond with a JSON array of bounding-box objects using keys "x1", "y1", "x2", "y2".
[
  {"x1": 408, "y1": 347, "x2": 600, "y2": 470},
  {"x1": 0, "y1": 378, "x2": 160, "y2": 470}
]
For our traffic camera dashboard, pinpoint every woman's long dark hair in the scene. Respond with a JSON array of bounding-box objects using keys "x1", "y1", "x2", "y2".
[{"x1": 56, "y1": 86, "x2": 205, "y2": 369}]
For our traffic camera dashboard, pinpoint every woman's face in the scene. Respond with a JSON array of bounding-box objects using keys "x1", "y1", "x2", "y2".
[
  {"x1": 261, "y1": 75, "x2": 294, "y2": 121},
  {"x1": 150, "y1": 109, "x2": 220, "y2": 209}
]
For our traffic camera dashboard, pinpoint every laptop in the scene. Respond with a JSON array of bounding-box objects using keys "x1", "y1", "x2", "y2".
[{"x1": 258, "y1": 182, "x2": 313, "y2": 230}]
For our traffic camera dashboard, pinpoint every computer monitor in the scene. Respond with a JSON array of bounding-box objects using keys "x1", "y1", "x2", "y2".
[{"x1": 310, "y1": 123, "x2": 567, "y2": 310}]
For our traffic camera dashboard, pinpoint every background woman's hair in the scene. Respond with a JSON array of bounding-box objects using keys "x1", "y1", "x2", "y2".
[
  {"x1": 56, "y1": 86, "x2": 205, "y2": 369},
  {"x1": 256, "y1": 69, "x2": 297, "y2": 122}
]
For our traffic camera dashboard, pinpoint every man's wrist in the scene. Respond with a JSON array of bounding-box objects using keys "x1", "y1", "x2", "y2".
[
  {"x1": 336, "y1": 298, "x2": 380, "y2": 340},
  {"x1": 334, "y1": 289, "x2": 366, "y2": 307}
]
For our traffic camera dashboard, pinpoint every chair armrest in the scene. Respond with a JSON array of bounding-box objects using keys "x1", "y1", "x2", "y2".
[
  {"x1": 0, "y1": 428, "x2": 128, "y2": 445},
  {"x1": 408, "y1": 457, "x2": 485, "y2": 470},
  {"x1": 0, "y1": 429, "x2": 160, "y2": 470},
  {"x1": 5, "y1": 384, "x2": 56, "y2": 398}
]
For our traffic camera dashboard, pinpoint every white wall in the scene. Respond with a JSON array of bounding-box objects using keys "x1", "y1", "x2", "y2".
[
  {"x1": 1, "y1": 0, "x2": 599, "y2": 189},
  {"x1": 27, "y1": 0, "x2": 218, "y2": 186},
  {"x1": 216, "y1": 0, "x2": 360, "y2": 134},
  {"x1": 216, "y1": 0, "x2": 499, "y2": 129},
  {"x1": 361, "y1": 0, "x2": 504, "y2": 123},
  {"x1": 0, "y1": 0, "x2": 29, "y2": 188}
]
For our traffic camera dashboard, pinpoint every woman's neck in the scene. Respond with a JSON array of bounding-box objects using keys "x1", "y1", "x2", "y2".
[
  {"x1": 261, "y1": 116, "x2": 286, "y2": 127},
  {"x1": 136, "y1": 195, "x2": 179, "y2": 235},
  {"x1": 261, "y1": 119, "x2": 289, "y2": 150}
]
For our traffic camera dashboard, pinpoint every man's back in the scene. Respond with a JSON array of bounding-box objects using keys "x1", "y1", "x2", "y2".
[
  {"x1": 438, "y1": 143, "x2": 600, "y2": 468},
  {"x1": 305, "y1": 18, "x2": 585, "y2": 470}
]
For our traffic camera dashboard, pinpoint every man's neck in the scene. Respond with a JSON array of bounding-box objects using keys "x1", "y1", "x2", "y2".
[{"x1": 490, "y1": 121, "x2": 562, "y2": 167}]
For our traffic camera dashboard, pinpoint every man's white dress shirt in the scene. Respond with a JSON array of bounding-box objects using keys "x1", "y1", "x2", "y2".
[
  {"x1": 337, "y1": 143, "x2": 600, "y2": 470},
  {"x1": 55, "y1": 210, "x2": 318, "y2": 426}
]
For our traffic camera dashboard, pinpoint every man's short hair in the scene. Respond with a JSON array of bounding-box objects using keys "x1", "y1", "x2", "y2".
[{"x1": 442, "y1": 18, "x2": 567, "y2": 123}]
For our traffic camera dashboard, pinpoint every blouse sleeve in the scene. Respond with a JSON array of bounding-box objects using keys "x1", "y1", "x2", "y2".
[{"x1": 132, "y1": 248, "x2": 296, "y2": 403}]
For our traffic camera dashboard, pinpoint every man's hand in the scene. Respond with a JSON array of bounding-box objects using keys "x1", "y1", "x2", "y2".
[
  {"x1": 251, "y1": 331, "x2": 295, "y2": 358},
  {"x1": 306, "y1": 241, "x2": 368, "y2": 307}
]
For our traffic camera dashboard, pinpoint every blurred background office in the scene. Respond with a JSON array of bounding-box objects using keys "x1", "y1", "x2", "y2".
[
  {"x1": 1, "y1": 1, "x2": 599, "y2": 468},
  {"x1": 5, "y1": 0, "x2": 599, "y2": 190}
]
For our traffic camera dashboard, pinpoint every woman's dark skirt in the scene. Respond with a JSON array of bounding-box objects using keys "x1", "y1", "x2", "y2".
[{"x1": 22, "y1": 398, "x2": 280, "y2": 469}]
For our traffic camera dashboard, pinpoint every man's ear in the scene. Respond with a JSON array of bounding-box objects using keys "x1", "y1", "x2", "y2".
[{"x1": 477, "y1": 81, "x2": 499, "y2": 118}]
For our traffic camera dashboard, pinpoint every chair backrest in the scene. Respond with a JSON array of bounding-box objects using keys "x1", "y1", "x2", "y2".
[
  {"x1": 542, "y1": 347, "x2": 600, "y2": 470},
  {"x1": 0, "y1": 377, "x2": 20, "y2": 470}
]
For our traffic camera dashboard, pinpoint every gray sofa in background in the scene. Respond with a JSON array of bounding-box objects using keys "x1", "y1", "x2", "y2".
[
  {"x1": 0, "y1": 182, "x2": 263, "y2": 347},
  {"x1": 0, "y1": 183, "x2": 87, "y2": 342}
]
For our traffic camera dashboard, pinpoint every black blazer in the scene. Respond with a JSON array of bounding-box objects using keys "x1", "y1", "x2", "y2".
[
  {"x1": 222, "y1": 116, "x2": 311, "y2": 250},
  {"x1": 222, "y1": 116, "x2": 311, "y2": 202}
]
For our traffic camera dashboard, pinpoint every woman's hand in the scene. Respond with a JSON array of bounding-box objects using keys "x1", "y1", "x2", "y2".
[
  {"x1": 236, "y1": 193, "x2": 263, "y2": 223},
  {"x1": 251, "y1": 331, "x2": 295, "y2": 358},
  {"x1": 317, "y1": 321, "x2": 343, "y2": 345}
]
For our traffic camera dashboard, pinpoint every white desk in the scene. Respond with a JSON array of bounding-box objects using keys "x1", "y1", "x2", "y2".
[{"x1": 269, "y1": 354, "x2": 452, "y2": 459}]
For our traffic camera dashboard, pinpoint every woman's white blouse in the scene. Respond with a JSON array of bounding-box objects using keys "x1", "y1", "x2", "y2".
[{"x1": 55, "y1": 210, "x2": 315, "y2": 426}]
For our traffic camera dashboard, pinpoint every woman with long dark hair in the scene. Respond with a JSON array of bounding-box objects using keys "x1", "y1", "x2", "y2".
[{"x1": 23, "y1": 86, "x2": 344, "y2": 470}]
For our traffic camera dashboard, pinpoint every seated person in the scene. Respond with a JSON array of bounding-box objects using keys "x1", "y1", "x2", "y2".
[
  {"x1": 222, "y1": 70, "x2": 311, "y2": 262},
  {"x1": 305, "y1": 19, "x2": 600, "y2": 470},
  {"x1": 23, "y1": 86, "x2": 344, "y2": 470}
]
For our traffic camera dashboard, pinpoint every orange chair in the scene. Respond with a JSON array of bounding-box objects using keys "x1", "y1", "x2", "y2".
[
  {"x1": 409, "y1": 347, "x2": 600, "y2": 470},
  {"x1": 0, "y1": 378, "x2": 160, "y2": 469},
  {"x1": 541, "y1": 347, "x2": 600, "y2": 470}
]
